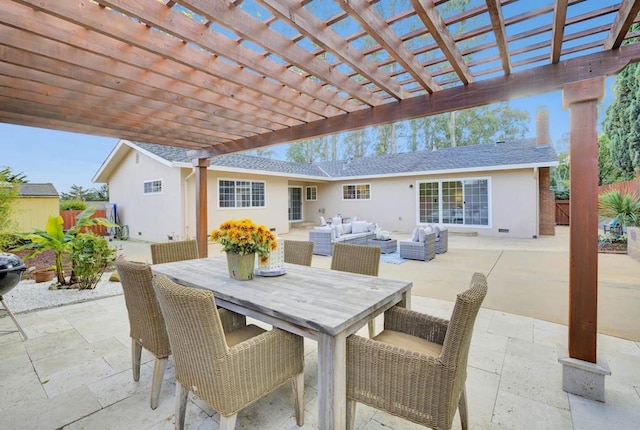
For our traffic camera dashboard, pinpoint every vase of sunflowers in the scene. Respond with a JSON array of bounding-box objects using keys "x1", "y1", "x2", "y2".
[{"x1": 210, "y1": 219, "x2": 278, "y2": 281}]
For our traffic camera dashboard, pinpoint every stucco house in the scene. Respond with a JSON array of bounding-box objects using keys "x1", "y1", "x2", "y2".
[
  {"x1": 13, "y1": 183, "x2": 60, "y2": 233},
  {"x1": 93, "y1": 138, "x2": 558, "y2": 243}
]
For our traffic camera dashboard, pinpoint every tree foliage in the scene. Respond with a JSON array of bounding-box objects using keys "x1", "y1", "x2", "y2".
[
  {"x1": 61, "y1": 184, "x2": 109, "y2": 201},
  {"x1": 598, "y1": 134, "x2": 627, "y2": 185},
  {"x1": 602, "y1": 24, "x2": 640, "y2": 179},
  {"x1": 0, "y1": 166, "x2": 28, "y2": 183}
]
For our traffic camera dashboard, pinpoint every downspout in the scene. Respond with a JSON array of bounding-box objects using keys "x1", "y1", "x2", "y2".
[{"x1": 184, "y1": 168, "x2": 195, "y2": 239}]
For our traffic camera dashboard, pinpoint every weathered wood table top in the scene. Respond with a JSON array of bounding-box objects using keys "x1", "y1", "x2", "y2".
[{"x1": 152, "y1": 255, "x2": 413, "y2": 430}]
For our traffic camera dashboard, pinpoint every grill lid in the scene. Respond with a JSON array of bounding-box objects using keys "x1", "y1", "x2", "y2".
[{"x1": 0, "y1": 253, "x2": 26, "y2": 274}]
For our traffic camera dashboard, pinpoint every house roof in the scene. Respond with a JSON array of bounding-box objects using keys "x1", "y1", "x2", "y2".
[
  {"x1": 17, "y1": 183, "x2": 59, "y2": 197},
  {"x1": 109, "y1": 139, "x2": 557, "y2": 181}
]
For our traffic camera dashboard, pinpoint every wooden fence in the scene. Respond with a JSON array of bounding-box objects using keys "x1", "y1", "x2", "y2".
[
  {"x1": 60, "y1": 209, "x2": 107, "y2": 235},
  {"x1": 555, "y1": 200, "x2": 570, "y2": 225},
  {"x1": 598, "y1": 172, "x2": 640, "y2": 195}
]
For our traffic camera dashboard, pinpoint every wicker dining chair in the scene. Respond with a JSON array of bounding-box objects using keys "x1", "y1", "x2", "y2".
[
  {"x1": 152, "y1": 275, "x2": 305, "y2": 430},
  {"x1": 283, "y1": 240, "x2": 314, "y2": 266},
  {"x1": 345, "y1": 272, "x2": 488, "y2": 430},
  {"x1": 115, "y1": 259, "x2": 171, "y2": 410},
  {"x1": 150, "y1": 239, "x2": 199, "y2": 264},
  {"x1": 331, "y1": 243, "x2": 381, "y2": 337}
]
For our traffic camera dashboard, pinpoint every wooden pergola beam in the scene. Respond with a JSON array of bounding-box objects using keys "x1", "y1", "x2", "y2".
[
  {"x1": 604, "y1": 0, "x2": 640, "y2": 49},
  {"x1": 411, "y1": 0, "x2": 474, "y2": 84},
  {"x1": 258, "y1": 0, "x2": 411, "y2": 100},
  {"x1": 485, "y1": 0, "x2": 512, "y2": 74},
  {"x1": 551, "y1": 0, "x2": 569, "y2": 63},
  {"x1": 338, "y1": 0, "x2": 441, "y2": 93},
  {"x1": 196, "y1": 42, "x2": 640, "y2": 156}
]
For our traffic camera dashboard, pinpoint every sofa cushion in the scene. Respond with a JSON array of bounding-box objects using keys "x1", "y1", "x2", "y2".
[
  {"x1": 341, "y1": 223, "x2": 352, "y2": 235},
  {"x1": 352, "y1": 221, "x2": 368, "y2": 234},
  {"x1": 411, "y1": 226, "x2": 420, "y2": 242},
  {"x1": 333, "y1": 224, "x2": 342, "y2": 239},
  {"x1": 419, "y1": 225, "x2": 433, "y2": 242}
]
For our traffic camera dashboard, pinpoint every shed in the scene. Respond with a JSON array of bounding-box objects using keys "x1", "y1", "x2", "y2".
[{"x1": 13, "y1": 183, "x2": 60, "y2": 233}]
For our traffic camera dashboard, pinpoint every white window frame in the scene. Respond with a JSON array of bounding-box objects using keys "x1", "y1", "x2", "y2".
[
  {"x1": 143, "y1": 179, "x2": 163, "y2": 195},
  {"x1": 417, "y1": 177, "x2": 491, "y2": 227},
  {"x1": 342, "y1": 183, "x2": 371, "y2": 200},
  {"x1": 305, "y1": 186, "x2": 317, "y2": 201},
  {"x1": 289, "y1": 186, "x2": 303, "y2": 222},
  {"x1": 217, "y1": 178, "x2": 266, "y2": 209}
]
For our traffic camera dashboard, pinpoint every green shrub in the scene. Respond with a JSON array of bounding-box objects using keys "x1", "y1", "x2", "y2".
[
  {"x1": 598, "y1": 190, "x2": 640, "y2": 227},
  {"x1": 69, "y1": 233, "x2": 116, "y2": 290},
  {"x1": 0, "y1": 233, "x2": 29, "y2": 251},
  {"x1": 60, "y1": 199, "x2": 88, "y2": 211}
]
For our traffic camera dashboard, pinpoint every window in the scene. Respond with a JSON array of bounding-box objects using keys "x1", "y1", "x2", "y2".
[
  {"x1": 418, "y1": 178, "x2": 489, "y2": 226},
  {"x1": 306, "y1": 186, "x2": 317, "y2": 201},
  {"x1": 218, "y1": 179, "x2": 265, "y2": 208},
  {"x1": 342, "y1": 183, "x2": 370, "y2": 200},
  {"x1": 143, "y1": 179, "x2": 162, "y2": 194}
]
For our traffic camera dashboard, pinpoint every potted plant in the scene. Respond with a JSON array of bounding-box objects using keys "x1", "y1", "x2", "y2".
[
  {"x1": 34, "y1": 265, "x2": 56, "y2": 283},
  {"x1": 16, "y1": 207, "x2": 117, "y2": 287},
  {"x1": 210, "y1": 219, "x2": 277, "y2": 280}
]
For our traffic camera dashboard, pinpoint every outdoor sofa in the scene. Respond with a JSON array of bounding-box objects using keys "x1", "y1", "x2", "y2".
[{"x1": 309, "y1": 220, "x2": 377, "y2": 256}]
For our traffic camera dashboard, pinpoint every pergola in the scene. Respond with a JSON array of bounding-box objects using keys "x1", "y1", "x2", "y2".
[{"x1": 2, "y1": 0, "x2": 640, "y2": 415}]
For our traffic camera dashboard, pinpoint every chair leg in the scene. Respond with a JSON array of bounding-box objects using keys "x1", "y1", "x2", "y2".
[
  {"x1": 175, "y1": 381, "x2": 189, "y2": 430},
  {"x1": 132, "y1": 339, "x2": 142, "y2": 381},
  {"x1": 367, "y1": 319, "x2": 375, "y2": 338},
  {"x1": 291, "y1": 372, "x2": 304, "y2": 426},
  {"x1": 219, "y1": 413, "x2": 237, "y2": 430},
  {"x1": 150, "y1": 357, "x2": 168, "y2": 410},
  {"x1": 458, "y1": 385, "x2": 468, "y2": 430},
  {"x1": 346, "y1": 399, "x2": 356, "y2": 430}
]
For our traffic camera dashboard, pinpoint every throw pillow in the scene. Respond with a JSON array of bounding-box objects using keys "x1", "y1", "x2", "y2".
[
  {"x1": 432, "y1": 224, "x2": 440, "y2": 238},
  {"x1": 341, "y1": 223, "x2": 352, "y2": 235},
  {"x1": 419, "y1": 225, "x2": 433, "y2": 242},
  {"x1": 333, "y1": 224, "x2": 342, "y2": 239},
  {"x1": 352, "y1": 221, "x2": 368, "y2": 234},
  {"x1": 411, "y1": 226, "x2": 420, "y2": 242},
  {"x1": 332, "y1": 216, "x2": 342, "y2": 226}
]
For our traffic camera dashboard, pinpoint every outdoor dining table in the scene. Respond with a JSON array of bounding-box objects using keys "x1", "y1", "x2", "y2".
[{"x1": 152, "y1": 256, "x2": 412, "y2": 430}]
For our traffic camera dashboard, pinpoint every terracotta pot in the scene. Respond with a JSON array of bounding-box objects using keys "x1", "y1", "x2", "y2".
[
  {"x1": 34, "y1": 269, "x2": 56, "y2": 283},
  {"x1": 226, "y1": 252, "x2": 255, "y2": 281}
]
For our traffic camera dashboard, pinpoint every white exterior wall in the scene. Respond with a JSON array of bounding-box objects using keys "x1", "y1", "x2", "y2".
[
  {"x1": 184, "y1": 169, "x2": 292, "y2": 239},
  {"x1": 108, "y1": 149, "x2": 183, "y2": 242},
  {"x1": 302, "y1": 168, "x2": 538, "y2": 238}
]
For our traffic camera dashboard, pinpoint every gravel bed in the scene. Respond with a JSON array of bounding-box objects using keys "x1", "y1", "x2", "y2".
[{"x1": 3, "y1": 273, "x2": 123, "y2": 314}]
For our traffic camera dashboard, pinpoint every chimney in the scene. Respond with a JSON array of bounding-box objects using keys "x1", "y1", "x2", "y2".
[{"x1": 536, "y1": 106, "x2": 551, "y2": 147}]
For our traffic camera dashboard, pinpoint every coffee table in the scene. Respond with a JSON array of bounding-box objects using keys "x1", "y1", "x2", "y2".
[{"x1": 368, "y1": 238, "x2": 398, "y2": 254}]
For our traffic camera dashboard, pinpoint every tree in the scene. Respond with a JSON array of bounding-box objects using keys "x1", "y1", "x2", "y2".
[
  {"x1": 61, "y1": 184, "x2": 94, "y2": 201},
  {"x1": 87, "y1": 184, "x2": 109, "y2": 201},
  {"x1": 598, "y1": 134, "x2": 627, "y2": 185},
  {"x1": 602, "y1": 24, "x2": 640, "y2": 179},
  {"x1": 0, "y1": 166, "x2": 28, "y2": 183},
  {"x1": 286, "y1": 137, "x2": 325, "y2": 163}
]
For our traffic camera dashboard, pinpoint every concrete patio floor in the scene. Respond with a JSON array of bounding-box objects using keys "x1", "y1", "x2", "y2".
[{"x1": 1, "y1": 226, "x2": 639, "y2": 429}]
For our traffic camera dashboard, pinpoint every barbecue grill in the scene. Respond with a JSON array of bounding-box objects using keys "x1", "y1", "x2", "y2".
[{"x1": 0, "y1": 252, "x2": 28, "y2": 339}]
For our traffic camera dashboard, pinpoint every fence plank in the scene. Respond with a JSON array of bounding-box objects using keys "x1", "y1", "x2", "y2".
[{"x1": 60, "y1": 209, "x2": 107, "y2": 235}]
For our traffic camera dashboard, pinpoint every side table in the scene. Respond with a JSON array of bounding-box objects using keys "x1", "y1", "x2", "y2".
[{"x1": 368, "y1": 238, "x2": 398, "y2": 254}]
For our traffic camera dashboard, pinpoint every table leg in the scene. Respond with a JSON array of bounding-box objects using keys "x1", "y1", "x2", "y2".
[{"x1": 317, "y1": 331, "x2": 347, "y2": 430}]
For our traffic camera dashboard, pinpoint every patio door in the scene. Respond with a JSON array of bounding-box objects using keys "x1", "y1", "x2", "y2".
[{"x1": 288, "y1": 187, "x2": 303, "y2": 222}]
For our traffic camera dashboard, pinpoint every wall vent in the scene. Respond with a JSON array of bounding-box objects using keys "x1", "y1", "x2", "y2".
[{"x1": 498, "y1": 228, "x2": 509, "y2": 233}]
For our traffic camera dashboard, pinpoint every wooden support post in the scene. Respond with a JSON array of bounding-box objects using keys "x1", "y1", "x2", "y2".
[
  {"x1": 562, "y1": 77, "x2": 604, "y2": 363},
  {"x1": 194, "y1": 157, "x2": 210, "y2": 258}
]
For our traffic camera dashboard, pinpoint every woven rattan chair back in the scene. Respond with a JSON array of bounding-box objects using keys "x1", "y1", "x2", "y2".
[
  {"x1": 441, "y1": 272, "x2": 488, "y2": 368},
  {"x1": 150, "y1": 239, "x2": 199, "y2": 265},
  {"x1": 330, "y1": 243, "x2": 380, "y2": 276},
  {"x1": 115, "y1": 258, "x2": 171, "y2": 409},
  {"x1": 116, "y1": 259, "x2": 171, "y2": 359},
  {"x1": 283, "y1": 240, "x2": 314, "y2": 266}
]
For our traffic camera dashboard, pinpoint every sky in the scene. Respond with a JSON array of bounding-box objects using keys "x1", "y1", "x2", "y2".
[{"x1": 0, "y1": 76, "x2": 617, "y2": 195}]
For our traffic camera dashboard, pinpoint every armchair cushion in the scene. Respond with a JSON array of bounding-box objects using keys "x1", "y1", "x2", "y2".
[{"x1": 372, "y1": 330, "x2": 443, "y2": 356}]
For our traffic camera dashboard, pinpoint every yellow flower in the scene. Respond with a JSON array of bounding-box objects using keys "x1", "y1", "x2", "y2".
[{"x1": 210, "y1": 219, "x2": 277, "y2": 259}]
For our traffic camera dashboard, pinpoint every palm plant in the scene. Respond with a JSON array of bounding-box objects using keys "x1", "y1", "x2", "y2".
[
  {"x1": 17, "y1": 207, "x2": 117, "y2": 285},
  {"x1": 598, "y1": 190, "x2": 640, "y2": 228}
]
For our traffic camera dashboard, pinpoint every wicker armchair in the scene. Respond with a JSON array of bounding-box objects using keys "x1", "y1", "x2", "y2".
[
  {"x1": 399, "y1": 231, "x2": 437, "y2": 261},
  {"x1": 331, "y1": 243, "x2": 381, "y2": 338},
  {"x1": 150, "y1": 239, "x2": 199, "y2": 264},
  {"x1": 152, "y1": 275, "x2": 305, "y2": 430},
  {"x1": 283, "y1": 240, "x2": 314, "y2": 266},
  {"x1": 436, "y1": 228, "x2": 449, "y2": 254},
  {"x1": 115, "y1": 259, "x2": 171, "y2": 410},
  {"x1": 346, "y1": 272, "x2": 488, "y2": 430}
]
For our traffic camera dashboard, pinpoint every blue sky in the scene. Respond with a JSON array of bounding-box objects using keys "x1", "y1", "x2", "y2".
[{"x1": 0, "y1": 77, "x2": 617, "y2": 195}]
